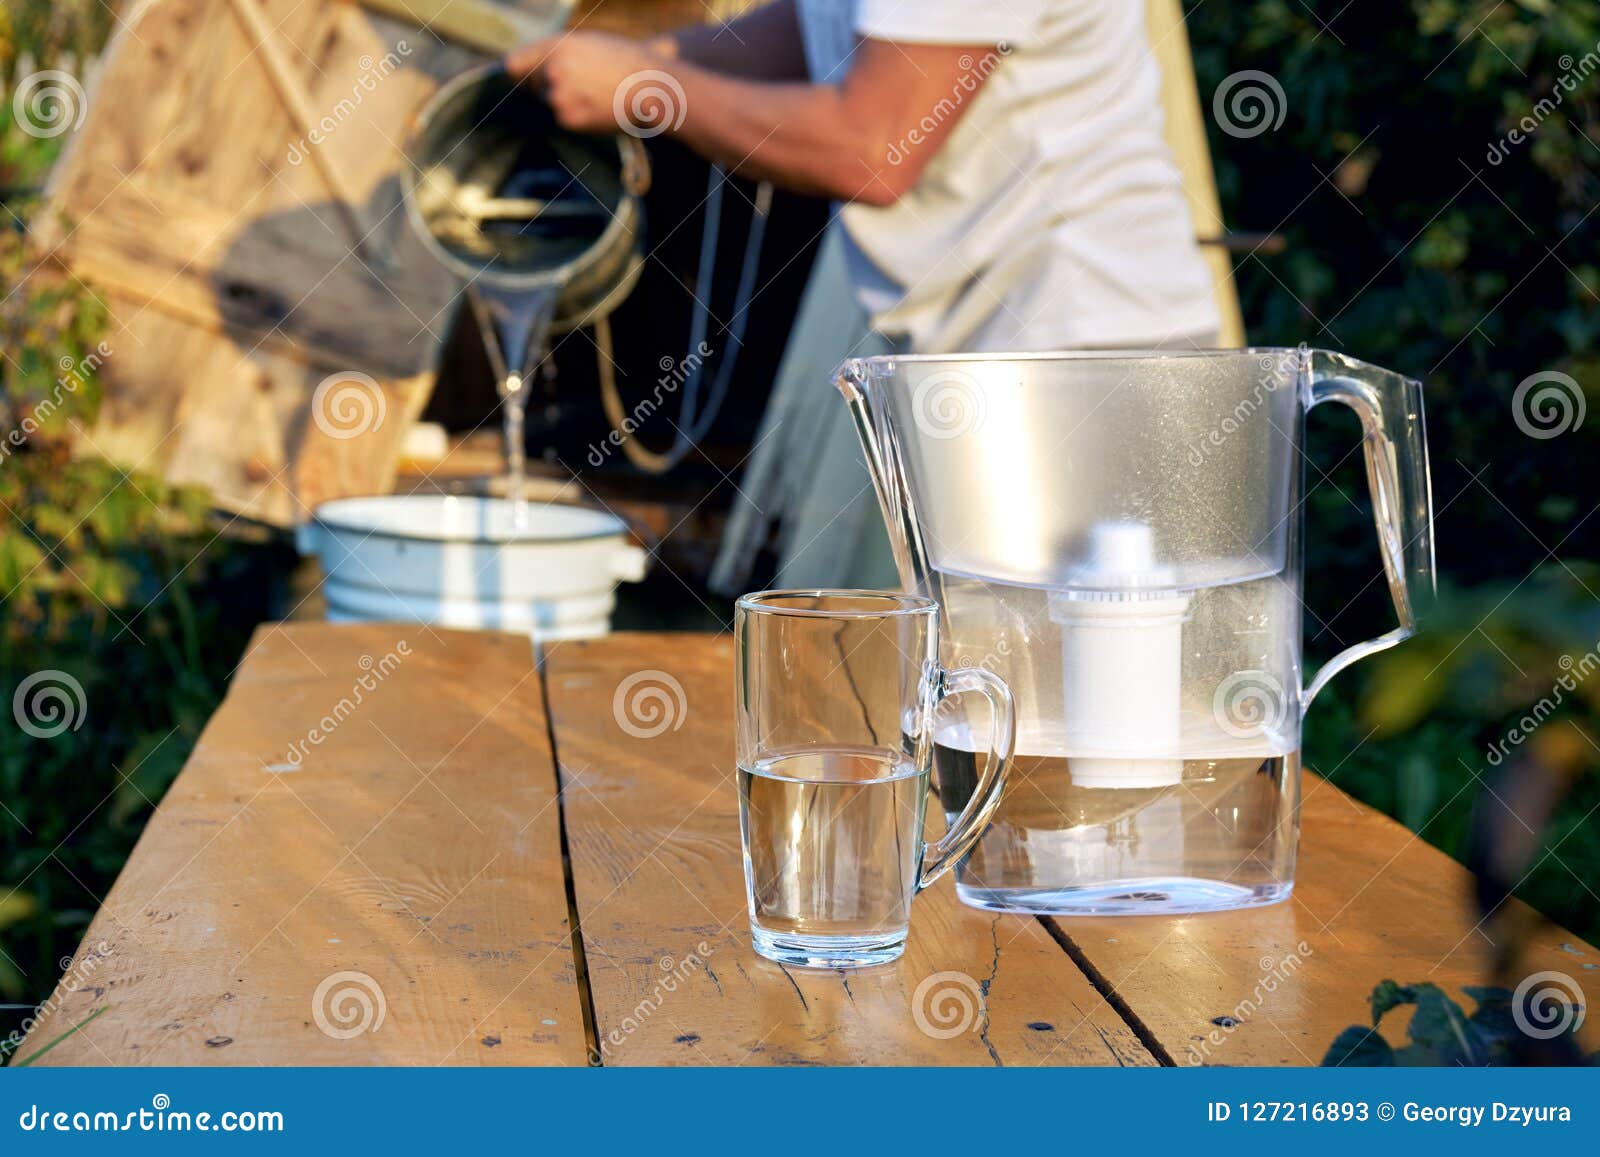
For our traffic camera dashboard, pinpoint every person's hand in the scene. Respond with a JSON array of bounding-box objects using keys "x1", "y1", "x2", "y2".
[{"x1": 505, "y1": 32, "x2": 666, "y2": 135}]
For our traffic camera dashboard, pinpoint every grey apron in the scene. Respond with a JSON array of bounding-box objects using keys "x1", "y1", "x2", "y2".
[{"x1": 710, "y1": 224, "x2": 899, "y2": 593}]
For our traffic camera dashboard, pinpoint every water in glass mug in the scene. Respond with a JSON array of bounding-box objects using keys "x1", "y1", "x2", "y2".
[{"x1": 739, "y1": 747, "x2": 929, "y2": 955}]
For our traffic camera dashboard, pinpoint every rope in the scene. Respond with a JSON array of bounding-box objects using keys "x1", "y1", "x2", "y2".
[
  {"x1": 595, "y1": 313, "x2": 678, "y2": 473},
  {"x1": 593, "y1": 167, "x2": 773, "y2": 474}
]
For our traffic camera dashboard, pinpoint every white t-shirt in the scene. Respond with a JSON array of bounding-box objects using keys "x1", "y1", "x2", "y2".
[{"x1": 795, "y1": 0, "x2": 1220, "y2": 353}]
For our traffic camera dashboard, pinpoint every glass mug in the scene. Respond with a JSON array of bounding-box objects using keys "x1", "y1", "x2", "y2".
[{"x1": 734, "y1": 591, "x2": 1016, "y2": 968}]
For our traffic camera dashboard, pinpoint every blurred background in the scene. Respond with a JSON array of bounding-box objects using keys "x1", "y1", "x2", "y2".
[{"x1": 1, "y1": 0, "x2": 1596, "y2": 1048}]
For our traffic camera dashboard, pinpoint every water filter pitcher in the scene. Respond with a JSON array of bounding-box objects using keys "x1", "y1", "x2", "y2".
[{"x1": 836, "y1": 348, "x2": 1435, "y2": 914}]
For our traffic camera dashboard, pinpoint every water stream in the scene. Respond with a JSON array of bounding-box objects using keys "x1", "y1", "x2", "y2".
[{"x1": 465, "y1": 283, "x2": 562, "y2": 532}]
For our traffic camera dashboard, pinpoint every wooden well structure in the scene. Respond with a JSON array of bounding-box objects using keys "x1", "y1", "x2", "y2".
[{"x1": 39, "y1": 0, "x2": 744, "y2": 527}]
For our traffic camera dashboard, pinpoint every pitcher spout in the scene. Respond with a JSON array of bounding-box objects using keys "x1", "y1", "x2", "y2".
[
  {"x1": 832, "y1": 358, "x2": 926, "y2": 595},
  {"x1": 833, "y1": 357, "x2": 871, "y2": 401}
]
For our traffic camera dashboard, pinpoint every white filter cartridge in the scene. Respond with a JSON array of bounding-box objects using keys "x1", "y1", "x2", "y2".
[{"x1": 1049, "y1": 522, "x2": 1190, "y2": 789}]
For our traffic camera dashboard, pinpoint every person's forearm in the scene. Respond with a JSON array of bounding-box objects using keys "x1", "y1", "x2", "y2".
[
  {"x1": 648, "y1": 0, "x2": 809, "y2": 81},
  {"x1": 510, "y1": 30, "x2": 984, "y2": 205},
  {"x1": 660, "y1": 63, "x2": 898, "y2": 205}
]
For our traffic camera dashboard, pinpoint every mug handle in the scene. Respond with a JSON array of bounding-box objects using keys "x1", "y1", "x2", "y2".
[
  {"x1": 917, "y1": 666, "x2": 1016, "y2": 890},
  {"x1": 1302, "y1": 352, "x2": 1437, "y2": 711}
]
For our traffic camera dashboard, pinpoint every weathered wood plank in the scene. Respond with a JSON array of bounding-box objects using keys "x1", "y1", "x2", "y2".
[
  {"x1": 357, "y1": 0, "x2": 567, "y2": 52},
  {"x1": 1049, "y1": 773, "x2": 1600, "y2": 1066},
  {"x1": 79, "y1": 303, "x2": 435, "y2": 524},
  {"x1": 25, "y1": 626, "x2": 1583, "y2": 1069},
  {"x1": 542, "y1": 633, "x2": 1155, "y2": 1067},
  {"x1": 18, "y1": 625, "x2": 587, "y2": 1067}
]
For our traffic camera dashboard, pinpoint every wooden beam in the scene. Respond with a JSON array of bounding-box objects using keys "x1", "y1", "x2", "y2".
[
  {"x1": 355, "y1": 0, "x2": 571, "y2": 54},
  {"x1": 1146, "y1": 0, "x2": 1249, "y2": 347},
  {"x1": 228, "y1": 0, "x2": 388, "y2": 264}
]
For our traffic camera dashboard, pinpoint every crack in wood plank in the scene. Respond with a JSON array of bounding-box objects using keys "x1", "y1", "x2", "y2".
[{"x1": 537, "y1": 640, "x2": 604, "y2": 1066}]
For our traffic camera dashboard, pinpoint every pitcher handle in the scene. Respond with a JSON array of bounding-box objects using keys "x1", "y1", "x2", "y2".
[
  {"x1": 917, "y1": 666, "x2": 1015, "y2": 890},
  {"x1": 1302, "y1": 364, "x2": 1437, "y2": 711}
]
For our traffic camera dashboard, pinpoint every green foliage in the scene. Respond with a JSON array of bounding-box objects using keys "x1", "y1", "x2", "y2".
[
  {"x1": 0, "y1": 1, "x2": 108, "y2": 196},
  {"x1": 1323, "y1": 980, "x2": 1596, "y2": 1066},
  {"x1": 0, "y1": 4, "x2": 274, "y2": 1042},
  {"x1": 0, "y1": 218, "x2": 251, "y2": 1017},
  {"x1": 1189, "y1": 1, "x2": 1600, "y2": 941}
]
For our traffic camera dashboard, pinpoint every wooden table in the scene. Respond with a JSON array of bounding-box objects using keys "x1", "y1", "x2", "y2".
[{"x1": 20, "y1": 626, "x2": 1597, "y2": 1067}]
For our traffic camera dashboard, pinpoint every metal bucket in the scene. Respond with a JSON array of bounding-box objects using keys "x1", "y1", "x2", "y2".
[
  {"x1": 298, "y1": 496, "x2": 647, "y2": 639},
  {"x1": 401, "y1": 64, "x2": 649, "y2": 333}
]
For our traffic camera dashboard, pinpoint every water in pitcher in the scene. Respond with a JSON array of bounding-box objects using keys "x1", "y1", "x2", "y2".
[
  {"x1": 931, "y1": 737, "x2": 1299, "y2": 914},
  {"x1": 739, "y1": 748, "x2": 929, "y2": 949},
  {"x1": 915, "y1": 557, "x2": 1303, "y2": 914}
]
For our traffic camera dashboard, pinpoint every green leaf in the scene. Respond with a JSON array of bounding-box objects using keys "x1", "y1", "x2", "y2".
[
  {"x1": 1399, "y1": 982, "x2": 1481, "y2": 1064},
  {"x1": 9, "y1": 1006, "x2": 108, "y2": 1068},
  {"x1": 1360, "y1": 648, "x2": 1452, "y2": 734},
  {"x1": 1322, "y1": 1026, "x2": 1395, "y2": 1067},
  {"x1": 0, "y1": 892, "x2": 36, "y2": 933},
  {"x1": 1367, "y1": 978, "x2": 1410, "y2": 1024}
]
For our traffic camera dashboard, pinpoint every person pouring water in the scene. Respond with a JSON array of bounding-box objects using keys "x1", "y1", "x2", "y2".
[{"x1": 507, "y1": 0, "x2": 1220, "y2": 588}]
